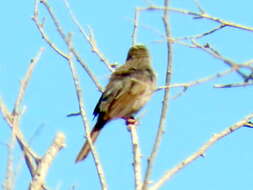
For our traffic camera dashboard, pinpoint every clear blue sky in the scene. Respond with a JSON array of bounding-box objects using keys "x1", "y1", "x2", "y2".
[{"x1": 1, "y1": 0, "x2": 253, "y2": 190}]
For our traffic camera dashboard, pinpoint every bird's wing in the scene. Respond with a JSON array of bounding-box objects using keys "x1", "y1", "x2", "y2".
[
  {"x1": 93, "y1": 79, "x2": 124, "y2": 118},
  {"x1": 105, "y1": 77, "x2": 151, "y2": 119},
  {"x1": 93, "y1": 66, "x2": 154, "y2": 120}
]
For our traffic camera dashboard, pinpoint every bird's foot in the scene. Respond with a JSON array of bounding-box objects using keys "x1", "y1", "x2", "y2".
[{"x1": 124, "y1": 116, "x2": 138, "y2": 126}]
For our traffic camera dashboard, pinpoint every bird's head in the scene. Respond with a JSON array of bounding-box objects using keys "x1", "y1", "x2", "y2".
[{"x1": 126, "y1": 44, "x2": 150, "y2": 61}]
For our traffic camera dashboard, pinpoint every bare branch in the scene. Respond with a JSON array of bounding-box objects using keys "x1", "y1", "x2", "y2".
[
  {"x1": 214, "y1": 81, "x2": 253, "y2": 88},
  {"x1": 191, "y1": 40, "x2": 249, "y2": 80},
  {"x1": 29, "y1": 132, "x2": 65, "y2": 190},
  {"x1": 33, "y1": 0, "x2": 68, "y2": 59},
  {"x1": 66, "y1": 36, "x2": 108, "y2": 190},
  {"x1": 193, "y1": 0, "x2": 205, "y2": 14},
  {"x1": 127, "y1": 124, "x2": 142, "y2": 190},
  {"x1": 0, "y1": 98, "x2": 13, "y2": 126},
  {"x1": 157, "y1": 67, "x2": 236, "y2": 92},
  {"x1": 13, "y1": 47, "x2": 45, "y2": 115},
  {"x1": 3, "y1": 132, "x2": 16, "y2": 190},
  {"x1": 12, "y1": 48, "x2": 44, "y2": 175},
  {"x1": 150, "y1": 113, "x2": 253, "y2": 190},
  {"x1": 141, "y1": 6, "x2": 253, "y2": 32},
  {"x1": 33, "y1": 0, "x2": 103, "y2": 92},
  {"x1": 131, "y1": 8, "x2": 140, "y2": 45},
  {"x1": 32, "y1": 1, "x2": 107, "y2": 188},
  {"x1": 69, "y1": 46, "x2": 104, "y2": 92},
  {"x1": 174, "y1": 24, "x2": 226, "y2": 41},
  {"x1": 143, "y1": 0, "x2": 173, "y2": 189},
  {"x1": 63, "y1": 0, "x2": 114, "y2": 72},
  {"x1": 1, "y1": 48, "x2": 44, "y2": 189}
]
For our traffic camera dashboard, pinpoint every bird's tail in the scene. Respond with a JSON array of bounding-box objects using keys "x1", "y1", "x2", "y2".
[{"x1": 75, "y1": 118, "x2": 107, "y2": 163}]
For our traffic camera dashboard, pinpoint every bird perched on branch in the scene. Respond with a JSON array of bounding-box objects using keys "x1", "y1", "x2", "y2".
[{"x1": 76, "y1": 44, "x2": 156, "y2": 162}]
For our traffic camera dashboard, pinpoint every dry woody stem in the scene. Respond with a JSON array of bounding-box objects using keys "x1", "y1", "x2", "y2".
[
  {"x1": 128, "y1": 124, "x2": 143, "y2": 190},
  {"x1": 150, "y1": 114, "x2": 253, "y2": 190}
]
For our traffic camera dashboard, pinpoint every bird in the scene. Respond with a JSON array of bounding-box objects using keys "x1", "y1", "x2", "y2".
[{"x1": 75, "y1": 44, "x2": 156, "y2": 162}]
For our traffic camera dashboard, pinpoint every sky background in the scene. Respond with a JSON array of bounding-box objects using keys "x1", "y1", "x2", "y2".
[{"x1": 1, "y1": 0, "x2": 253, "y2": 190}]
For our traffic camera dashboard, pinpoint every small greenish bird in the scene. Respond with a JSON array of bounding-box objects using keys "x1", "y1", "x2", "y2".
[{"x1": 76, "y1": 44, "x2": 156, "y2": 162}]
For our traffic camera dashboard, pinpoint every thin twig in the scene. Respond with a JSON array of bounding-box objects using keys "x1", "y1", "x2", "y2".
[
  {"x1": 141, "y1": 6, "x2": 253, "y2": 32},
  {"x1": 40, "y1": 0, "x2": 66, "y2": 41},
  {"x1": 192, "y1": 40, "x2": 249, "y2": 80},
  {"x1": 150, "y1": 113, "x2": 253, "y2": 190},
  {"x1": 13, "y1": 48, "x2": 44, "y2": 173},
  {"x1": 63, "y1": 0, "x2": 114, "y2": 73},
  {"x1": 157, "y1": 67, "x2": 236, "y2": 91},
  {"x1": 214, "y1": 81, "x2": 253, "y2": 88},
  {"x1": 142, "y1": 0, "x2": 173, "y2": 189},
  {"x1": 32, "y1": 0, "x2": 68, "y2": 59},
  {"x1": 0, "y1": 98, "x2": 13, "y2": 126},
  {"x1": 131, "y1": 8, "x2": 140, "y2": 45},
  {"x1": 69, "y1": 46, "x2": 104, "y2": 92},
  {"x1": 193, "y1": 0, "x2": 205, "y2": 14},
  {"x1": 33, "y1": 0, "x2": 103, "y2": 92},
  {"x1": 66, "y1": 36, "x2": 108, "y2": 190},
  {"x1": 174, "y1": 24, "x2": 226, "y2": 41},
  {"x1": 13, "y1": 47, "x2": 45, "y2": 115},
  {"x1": 131, "y1": 8, "x2": 164, "y2": 43},
  {"x1": 13, "y1": 48, "x2": 44, "y2": 175}
]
